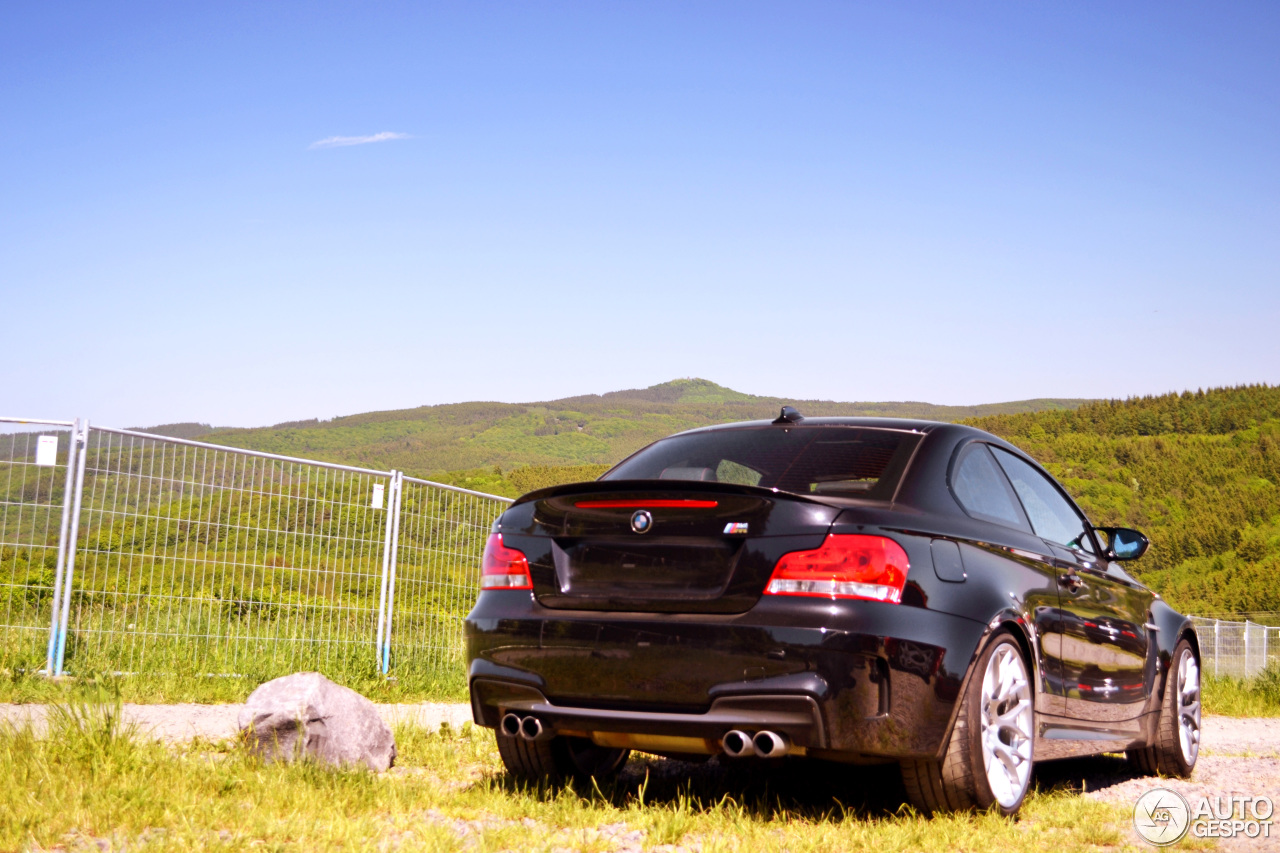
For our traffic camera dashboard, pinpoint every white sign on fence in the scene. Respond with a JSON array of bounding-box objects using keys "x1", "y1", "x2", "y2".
[
  {"x1": 35, "y1": 435, "x2": 58, "y2": 466},
  {"x1": 371, "y1": 482, "x2": 385, "y2": 509}
]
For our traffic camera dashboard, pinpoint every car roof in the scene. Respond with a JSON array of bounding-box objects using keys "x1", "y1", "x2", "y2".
[{"x1": 670, "y1": 415, "x2": 970, "y2": 436}]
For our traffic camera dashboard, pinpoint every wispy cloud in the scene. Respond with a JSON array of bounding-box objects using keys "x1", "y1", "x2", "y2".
[{"x1": 308, "y1": 131, "x2": 410, "y2": 150}]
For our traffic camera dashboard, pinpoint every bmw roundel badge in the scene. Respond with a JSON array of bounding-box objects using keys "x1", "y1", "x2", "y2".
[{"x1": 630, "y1": 510, "x2": 653, "y2": 534}]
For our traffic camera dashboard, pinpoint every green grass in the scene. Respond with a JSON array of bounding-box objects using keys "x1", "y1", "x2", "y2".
[
  {"x1": 1202, "y1": 665, "x2": 1280, "y2": 717},
  {"x1": 0, "y1": 669, "x2": 466, "y2": 707},
  {"x1": 1, "y1": 696, "x2": 1201, "y2": 853},
  {"x1": 0, "y1": 666, "x2": 465, "y2": 706},
  {"x1": 0, "y1": 631, "x2": 467, "y2": 705}
]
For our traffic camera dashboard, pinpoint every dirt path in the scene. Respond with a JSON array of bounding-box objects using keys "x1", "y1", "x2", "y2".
[{"x1": 4, "y1": 704, "x2": 1274, "y2": 753}]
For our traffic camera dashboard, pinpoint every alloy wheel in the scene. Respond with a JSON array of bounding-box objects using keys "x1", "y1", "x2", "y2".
[
  {"x1": 1177, "y1": 651, "x2": 1201, "y2": 765},
  {"x1": 980, "y1": 644, "x2": 1034, "y2": 809}
]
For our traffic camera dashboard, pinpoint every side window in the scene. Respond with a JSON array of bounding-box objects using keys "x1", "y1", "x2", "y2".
[
  {"x1": 951, "y1": 444, "x2": 1029, "y2": 530},
  {"x1": 989, "y1": 447, "x2": 1094, "y2": 552}
]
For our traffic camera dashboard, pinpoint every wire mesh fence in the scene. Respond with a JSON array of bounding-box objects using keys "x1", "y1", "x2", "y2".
[
  {"x1": 0, "y1": 416, "x2": 509, "y2": 690},
  {"x1": 67, "y1": 426, "x2": 397, "y2": 682},
  {"x1": 1192, "y1": 616, "x2": 1280, "y2": 679},
  {"x1": 386, "y1": 476, "x2": 500, "y2": 683},
  {"x1": 0, "y1": 419, "x2": 78, "y2": 675}
]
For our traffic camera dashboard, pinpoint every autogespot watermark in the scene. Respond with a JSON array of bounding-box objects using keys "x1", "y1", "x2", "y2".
[{"x1": 1133, "y1": 788, "x2": 1274, "y2": 845}]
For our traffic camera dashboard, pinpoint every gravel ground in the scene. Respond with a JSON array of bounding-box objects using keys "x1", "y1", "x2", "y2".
[
  {"x1": 1026, "y1": 717, "x2": 1280, "y2": 851},
  {"x1": 1077, "y1": 756, "x2": 1280, "y2": 848},
  {"x1": 0, "y1": 701, "x2": 473, "y2": 741}
]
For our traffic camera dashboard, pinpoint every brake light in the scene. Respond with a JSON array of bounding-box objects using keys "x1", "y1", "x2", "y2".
[
  {"x1": 765, "y1": 534, "x2": 910, "y2": 603},
  {"x1": 574, "y1": 499, "x2": 718, "y2": 509},
  {"x1": 480, "y1": 533, "x2": 532, "y2": 589}
]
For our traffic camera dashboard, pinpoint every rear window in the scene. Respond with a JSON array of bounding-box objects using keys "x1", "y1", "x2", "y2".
[{"x1": 602, "y1": 426, "x2": 921, "y2": 501}]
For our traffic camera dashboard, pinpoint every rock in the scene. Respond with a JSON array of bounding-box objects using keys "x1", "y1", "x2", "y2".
[{"x1": 237, "y1": 672, "x2": 396, "y2": 771}]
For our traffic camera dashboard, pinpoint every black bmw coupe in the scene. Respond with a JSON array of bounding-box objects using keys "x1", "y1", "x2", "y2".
[{"x1": 464, "y1": 410, "x2": 1201, "y2": 815}]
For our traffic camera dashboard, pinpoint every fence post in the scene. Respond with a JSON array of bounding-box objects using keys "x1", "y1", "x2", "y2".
[
  {"x1": 54, "y1": 420, "x2": 90, "y2": 676},
  {"x1": 1213, "y1": 620, "x2": 1220, "y2": 678},
  {"x1": 1245, "y1": 620, "x2": 1252, "y2": 678},
  {"x1": 381, "y1": 471, "x2": 405, "y2": 675},
  {"x1": 374, "y1": 470, "x2": 397, "y2": 671},
  {"x1": 45, "y1": 418, "x2": 81, "y2": 675}
]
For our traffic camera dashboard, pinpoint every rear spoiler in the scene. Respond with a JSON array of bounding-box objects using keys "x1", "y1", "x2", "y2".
[{"x1": 511, "y1": 478, "x2": 835, "y2": 509}]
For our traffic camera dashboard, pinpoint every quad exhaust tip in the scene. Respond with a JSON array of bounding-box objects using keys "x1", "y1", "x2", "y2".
[
  {"x1": 503, "y1": 716, "x2": 792, "y2": 755},
  {"x1": 721, "y1": 730, "x2": 754, "y2": 757},
  {"x1": 752, "y1": 730, "x2": 790, "y2": 758},
  {"x1": 499, "y1": 712, "x2": 551, "y2": 742},
  {"x1": 519, "y1": 715, "x2": 544, "y2": 741},
  {"x1": 721, "y1": 729, "x2": 791, "y2": 758}
]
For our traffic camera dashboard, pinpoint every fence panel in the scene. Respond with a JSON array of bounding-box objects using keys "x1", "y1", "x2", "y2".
[
  {"x1": 61, "y1": 426, "x2": 397, "y2": 681},
  {"x1": 0, "y1": 418, "x2": 77, "y2": 674},
  {"x1": 2, "y1": 415, "x2": 512, "y2": 687},
  {"x1": 1191, "y1": 616, "x2": 1280, "y2": 679},
  {"x1": 388, "y1": 476, "x2": 507, "y2": 689}
]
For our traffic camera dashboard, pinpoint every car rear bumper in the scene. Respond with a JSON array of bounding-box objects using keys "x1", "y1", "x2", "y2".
[
  {"x1": 465, "y1": 591, "x2": 988, "y2": 760},
  {"x1": 472, "y1": 677, "x2": 826, "y2": 757}
]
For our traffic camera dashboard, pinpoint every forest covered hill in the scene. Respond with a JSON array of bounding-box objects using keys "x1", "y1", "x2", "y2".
[
  {"x1": 180, "y1": 378, "x2": 1086, "y2": 489},
  {"x1": 138, "y1": 379, "x2": 1280, "y2": 617},
  {"x1": 965, "y1": 384, "x2": 1280, "y2": 617}
]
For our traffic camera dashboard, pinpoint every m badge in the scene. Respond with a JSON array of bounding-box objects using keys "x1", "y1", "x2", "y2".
[{"x1": 723, "y1": 522, "x2": 749, "y2": 535}]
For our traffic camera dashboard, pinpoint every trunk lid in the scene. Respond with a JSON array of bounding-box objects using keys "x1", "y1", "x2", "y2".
[{"x1": 502, "y1": 481, "x2": 840, "y2": 613}]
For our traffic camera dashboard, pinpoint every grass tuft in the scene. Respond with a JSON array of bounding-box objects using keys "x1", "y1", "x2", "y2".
[{"x1": 1202, "y1": 665, "x2": 1280, "y2": 716}]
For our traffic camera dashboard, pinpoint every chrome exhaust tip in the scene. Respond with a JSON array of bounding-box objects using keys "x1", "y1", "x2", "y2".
[
  {"x1": 752, "y1": 730, "x2": 790, "y2": 758},
  {"x1": 499, "y1": 713, "x2": 522, "y2": 738},
  {"x1": 519, "y1": 715, "x2": 545, "y2": 741},
  {"x1": 721, "y1": 730, "x2": 756, "y2": 758}
]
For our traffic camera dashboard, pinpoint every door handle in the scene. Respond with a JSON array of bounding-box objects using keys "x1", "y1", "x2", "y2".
[{"x1": 1059, "y1": 571, "x2": 1085, "y2": 592}]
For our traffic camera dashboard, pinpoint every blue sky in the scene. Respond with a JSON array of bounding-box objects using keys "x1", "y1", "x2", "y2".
[{"x1": 3, "y1": 1, "x2": 1277, "y2": 427}]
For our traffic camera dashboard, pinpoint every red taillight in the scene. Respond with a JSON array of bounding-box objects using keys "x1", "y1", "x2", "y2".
[
  {"x1": 480, "y1": 533, "x2": 531, "y2": 590},
  {"x1": 764, "y1": 534, "x2": 910, "y2": 603}
]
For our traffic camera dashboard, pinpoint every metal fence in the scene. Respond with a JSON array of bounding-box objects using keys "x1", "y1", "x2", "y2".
[
  {"x1": 0, "y1": 420, "x2": 78, "y2": 675},
  {"x1": 0, "y1": 417, "x2": 510, "y2": 686},
  {"x1": 1192, "y1": 616, "x2": 1280, "y2": 679}
]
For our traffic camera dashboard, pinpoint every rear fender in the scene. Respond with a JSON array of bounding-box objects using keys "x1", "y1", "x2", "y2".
[{"x1": 932, "y1": 609, "x2": 1041, "y2": 761}]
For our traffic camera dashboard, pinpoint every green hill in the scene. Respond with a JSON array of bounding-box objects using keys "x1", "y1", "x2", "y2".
[
  {"x1": 177, "y1": 378, "x2": 1087, "y2": 493},
  {"x1": 101, "y1": 381, "x2": 1280, "y2": 617},
  {"x1": 965, "y1": 384, "x2": 1280, "y2": 617},
  {"x1": 134, "y1": 381, "x2": 1280, "y2": 617}
]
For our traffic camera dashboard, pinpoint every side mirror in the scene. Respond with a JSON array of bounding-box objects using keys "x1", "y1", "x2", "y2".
[{"x1": 1096, "y1": 527, "x2": 1150, "y2": 561}]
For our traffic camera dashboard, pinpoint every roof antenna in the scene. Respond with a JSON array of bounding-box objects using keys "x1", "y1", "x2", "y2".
[{"x1": 772, "y1": 406, "x2": 804, "y2": 425}]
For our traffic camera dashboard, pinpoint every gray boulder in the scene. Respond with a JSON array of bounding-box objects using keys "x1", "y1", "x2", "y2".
[{"x1": 238, "y1": 672, "x2": 396, "y2": 771}]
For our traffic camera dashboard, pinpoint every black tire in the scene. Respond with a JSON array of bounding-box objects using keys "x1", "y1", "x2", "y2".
[
  {"x1": 1127, "y1": 638, "x2": 1199, "y2": 779},
  {"x1": 901, "y1": 632, "x2": 1035, "y2": 816},
  {"x1": 496, "y1": 732, "x2": 630, "y2": 786}
]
